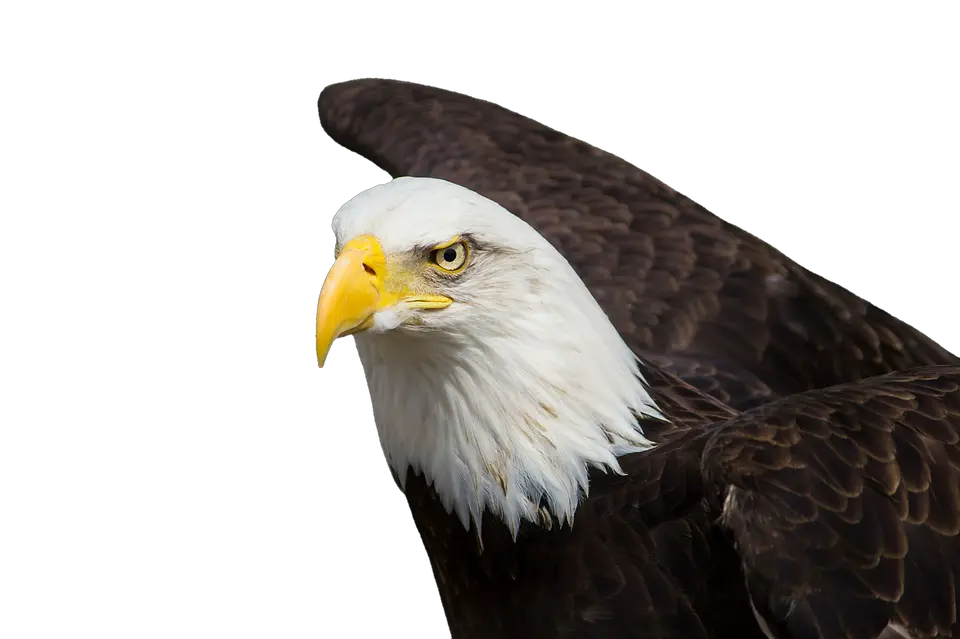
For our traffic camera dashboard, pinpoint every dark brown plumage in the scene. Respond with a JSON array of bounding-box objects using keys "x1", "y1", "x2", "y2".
[
  {"x1": 316, "y1": 80, "x2": 960, "y2": 638},
  {"x1": 703, "y1": 367, "x2": 960, "y2": 639}
]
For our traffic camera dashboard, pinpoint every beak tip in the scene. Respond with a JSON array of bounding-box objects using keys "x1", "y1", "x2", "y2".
[{"x1": 316, "y1": 346, "x2": 329, "y2": 369}]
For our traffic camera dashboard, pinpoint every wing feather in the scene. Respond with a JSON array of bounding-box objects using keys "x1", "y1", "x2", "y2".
[{"x1": 704, "y1": 365, "x2": 960, "y2": 638}]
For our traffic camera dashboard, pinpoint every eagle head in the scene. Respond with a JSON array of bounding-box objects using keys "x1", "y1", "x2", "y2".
[{"x1": 315, "y1": 177, "x2": 664, "y2": 535}]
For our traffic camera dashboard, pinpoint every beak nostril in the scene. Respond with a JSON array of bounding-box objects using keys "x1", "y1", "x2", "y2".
[{"x1": 363, "y1": 263, "x2": 377, "y2": 277}]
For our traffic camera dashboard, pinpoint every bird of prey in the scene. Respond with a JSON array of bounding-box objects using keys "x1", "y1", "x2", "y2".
[{"x1": 314, "y1": 79, "x2": 960, "y2": 637}]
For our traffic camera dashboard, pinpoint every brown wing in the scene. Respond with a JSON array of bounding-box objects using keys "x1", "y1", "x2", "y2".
[
  {"x1": 318, "y1": 78, "x2": 957, "y2": 404},
  {"x1": 703, "y1": 365, "x2": 960, "y2": 638}
]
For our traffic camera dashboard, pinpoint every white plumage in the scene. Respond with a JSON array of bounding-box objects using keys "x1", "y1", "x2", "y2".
[{"x1": 330, "y1": 177, "x2": 666, "y2": 535}]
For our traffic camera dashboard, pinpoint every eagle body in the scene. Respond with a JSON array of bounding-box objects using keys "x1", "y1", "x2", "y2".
[
  {"x1": 401, "y1": 373, "x2": 761, "y2": 639},
  {"x1": 313, "y1": 80, "x2": 960, "y2": 639},
  {"x1": 389, "y1": 364, "x2": 960, "y2": 639},
  {"x1": 402, "y1": 469, "x2": 758, "y2": 639}
]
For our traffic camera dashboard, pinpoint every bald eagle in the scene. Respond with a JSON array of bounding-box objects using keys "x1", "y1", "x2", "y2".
[
  {"x1": 316, "y1": 176, "x2": 960, "y2": 639},
  {"x1": 318, "y1": 79, "x2": 960, "y2": 639}
]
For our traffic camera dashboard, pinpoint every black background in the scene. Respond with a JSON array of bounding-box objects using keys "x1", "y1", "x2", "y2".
[{"x1": 312, "y1": 72, "x2": 960, "y2": 637}]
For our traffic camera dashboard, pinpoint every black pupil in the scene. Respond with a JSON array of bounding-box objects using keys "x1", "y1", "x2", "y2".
[{"x1": 442, "y1": 247, "x2": 458, "y2": 263}]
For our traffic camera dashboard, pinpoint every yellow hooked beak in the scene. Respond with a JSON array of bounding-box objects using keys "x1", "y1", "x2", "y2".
[{"x1": 315, "y1": 235, "x2": 453, "y2": 367}]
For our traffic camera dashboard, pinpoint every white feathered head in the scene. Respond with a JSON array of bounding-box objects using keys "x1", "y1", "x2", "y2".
[{"x1": 316, "y1": 177, "x2": 664, "y2": 535}]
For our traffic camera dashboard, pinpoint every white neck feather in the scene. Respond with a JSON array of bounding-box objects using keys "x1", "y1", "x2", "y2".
[{"x1": 353, "y1": 248, "x2": 665, "y2": 536}]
